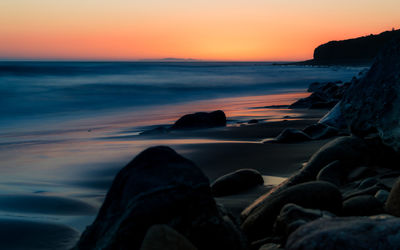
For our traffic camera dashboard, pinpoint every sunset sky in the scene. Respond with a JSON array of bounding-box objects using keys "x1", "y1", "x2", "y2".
[{"x1": 1, "y1": 0, "x2": 399, "y2": 61}]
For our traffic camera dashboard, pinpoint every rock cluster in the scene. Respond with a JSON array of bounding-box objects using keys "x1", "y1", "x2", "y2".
[
  {"x1": 289, "y1": 81, "x2": 350, "y2": 109},
  {"x1": 265, "y1": 123, "x2": 340, "y2": 143},
  {"x1": 340, "y1": 37, "x2": 400, "y2": 151}
]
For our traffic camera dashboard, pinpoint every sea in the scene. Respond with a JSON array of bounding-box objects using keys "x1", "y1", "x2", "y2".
[{"x1": 0, "y1": 61, "x2": 365, "y2": 249}]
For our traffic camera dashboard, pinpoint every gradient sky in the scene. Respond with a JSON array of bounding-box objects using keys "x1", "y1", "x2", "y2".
[{"x1": 1, "y1": 0, "x2": 399, "y2": 61}]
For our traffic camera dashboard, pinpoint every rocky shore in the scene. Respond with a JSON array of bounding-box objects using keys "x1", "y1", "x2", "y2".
[{"x1": 73, "y1": 38, "x2": 400, "y2": 249}]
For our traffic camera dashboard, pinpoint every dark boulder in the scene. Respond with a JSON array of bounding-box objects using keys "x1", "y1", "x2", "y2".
[
  {"x1": 289, "y1": 92, "x2": 328, "y2": 109},
  {"x1": 302, "y1": 123, "x2": 339, "y2": 140},
  {"x1": 342, "y1": 195, "x2": 383, "y2": 216},
  {"x1": 74, "y1": 146, "x2": 246, "y2": 250},
  {"x1": 171, "y1": 110, "x2": 226, "y2": 130},
  {"x1": 307, "y1": 81, "x2": 342, "y2": 93},
  {"x1": 316, "y1": 160, "x2": 348, "y2": 187},
  {"x1": 240, "y1": 181, "x2": 342, "y2": 241},
  {"x1": 286, "y1": 216, "x2": 400, "y2": 250},
  {"x1": 211, "y1": 169, "x2": 264, "y2": 197}
]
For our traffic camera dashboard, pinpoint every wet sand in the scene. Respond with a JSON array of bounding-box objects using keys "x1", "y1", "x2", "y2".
[{"x1": 0, "y1": 109, "x2": 331, "y2": 249}]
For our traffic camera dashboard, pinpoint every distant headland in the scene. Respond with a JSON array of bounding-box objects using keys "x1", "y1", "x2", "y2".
[{"x1": 291, "y1": 28, "x2": 400, "y2": 66}]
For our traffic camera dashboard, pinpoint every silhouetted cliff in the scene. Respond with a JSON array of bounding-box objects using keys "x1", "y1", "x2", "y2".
[{"x1": 311, "y1": 29, "x2": 400, "y2": 65}]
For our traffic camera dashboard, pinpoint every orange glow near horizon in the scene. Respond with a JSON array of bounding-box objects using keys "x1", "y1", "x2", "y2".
[{"x1": 1, "y1": 0, "x2": 400, "y2": 61}]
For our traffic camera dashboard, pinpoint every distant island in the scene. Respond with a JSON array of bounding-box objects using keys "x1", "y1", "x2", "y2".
[{"x1": 296, "y1": 28, "x2": 400, "y2": 66}]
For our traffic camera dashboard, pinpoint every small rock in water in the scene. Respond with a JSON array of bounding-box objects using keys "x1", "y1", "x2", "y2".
[
  {"x1": 140, "y1": 225, "x2": 197, "y2": 250},
  {"x1": 211, "y1": 169, "x2": 264, "y2": 197},
  {"x1": 171, "y1": 110, "x2": 226, "y2": 130},
  {"x1": 342, "y1": 195, "x2": 383, "y2": 216},
  {"x1": 248, "y1": 119, "x2": 259, "y2": 124}
]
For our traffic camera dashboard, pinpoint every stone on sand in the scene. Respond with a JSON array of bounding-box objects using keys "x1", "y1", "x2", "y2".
[
  {"x1": 211, "y1": 169, "x2": 264, "y2": 197},
  {"x1": 171, "y1": 110, "x2": 226, "y2": 130}
]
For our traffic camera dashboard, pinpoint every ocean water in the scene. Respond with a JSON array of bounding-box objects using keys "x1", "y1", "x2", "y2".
[{"x1": 0, "y1": 61, "x2": 364, "y2": 249}]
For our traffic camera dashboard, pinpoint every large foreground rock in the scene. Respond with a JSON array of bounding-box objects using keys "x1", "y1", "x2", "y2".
[
  {"x1": 171, "y1": 110, "x2": 226, "y2": 130},
  {"x1": 240, "y1": 181, "x2": 342, "y2": 241},
  {"x1": 340, "y1": 37, "x2": 400, "y2": 150},
  {"x1": 74, "y1": 146, "x2": 245, "y2": 250},
  {"x1": 286, "y1": 216, "x2": 400, "y2": 249}
]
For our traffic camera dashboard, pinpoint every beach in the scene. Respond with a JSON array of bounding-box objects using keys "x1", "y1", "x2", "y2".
[{"x1": 0, "y1": 62, "x2": 363, "y2": 249}]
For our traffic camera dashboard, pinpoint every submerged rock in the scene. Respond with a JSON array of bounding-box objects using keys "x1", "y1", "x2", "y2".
[
  {"x1": 286, "y1": 216, "x2": 400, "y2": 250},
  {"x1": 240, "y1": 181, "x2": 342, "y2": 241},
  {"x1": 340, "y1": 37, "x2": 400, "y2": 150},
  {"x1": 171, "y1": 110, "x2": 226, "y2": 130},
  {"x1": 74, "y1": 146, "x2": 246, "y2": 250},
  {"x1": 211, "y1": 169, "x2": 264, "y2": 197}
]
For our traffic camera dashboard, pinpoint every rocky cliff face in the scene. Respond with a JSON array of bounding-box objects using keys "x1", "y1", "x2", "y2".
[
  {"x1": 312, "y1": 29, "x2": 400, "y2": 65},
  {"x1": 340, "y1": 37, "x2": 400, "y2": 151}
]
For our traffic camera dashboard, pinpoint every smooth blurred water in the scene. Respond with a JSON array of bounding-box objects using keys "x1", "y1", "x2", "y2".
[{"x1": 0, "y1": 61, "x2": 362, "y2": 127}]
